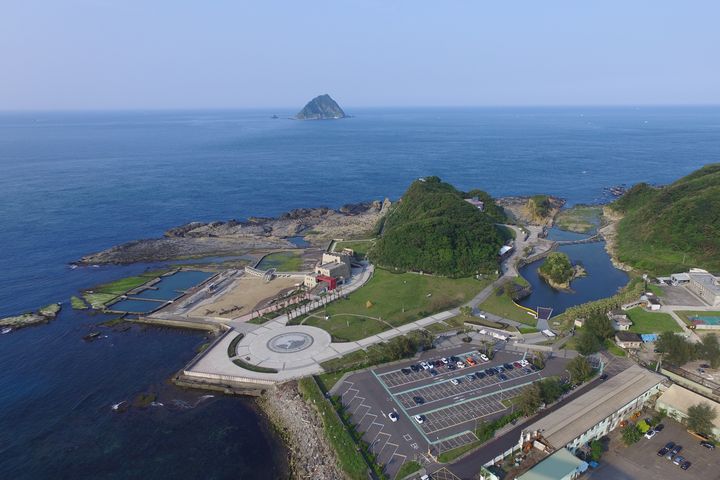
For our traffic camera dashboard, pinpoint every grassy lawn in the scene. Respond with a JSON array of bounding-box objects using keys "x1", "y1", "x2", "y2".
[
  {"x1": 518, "y1": 326, "x2": 539, "y2": 334},
  {"x1": 256, "y1": 251, "x2": 304, "y2": 271},
  {"x1": 675, "y1": 310, "x2": 720, "y2": 326},
  {"x1": 70, "y1": 295, "x2": 88, "y2": 309},
  {"x1": 604, "y1": 338, "x2": 627, "y2": 357},
  {"x1": 303, "y1": 314, "x2": 388, "y2": 342},
  {"x1": 626, "y1": 307, "x2": 682, "y2": 334},
  {"x1": 647, "y1": 284, "x2": 665, "y2": 297},
  {"x1": 298, "y1": 378, "x2": 370, "y2": 480},
  {"x1": 82, "y1": 292, "x2": 119, "y2": 309},
  {"x1": 554, "y1": 205, "x2": 602, "y2": 233},
  {"x1": 334, "y1": 239, "x2": 376, "y2": 258},
  {"x1": 395, "y1": 461, "x2": 421, "y2": 479},
  {"x1": 307, "y1": 269, "x2": 490, "y2": 341},
  {"x1": 477, "y1": 278, "x2": 537, "y2": 326}
]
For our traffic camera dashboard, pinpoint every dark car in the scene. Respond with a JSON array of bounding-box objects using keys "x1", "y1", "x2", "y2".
[
  {"x1": 499, "y1": 373, "x2": 508, "y2": 381},
  {"x1": 700, "y1": 441, "x2": 715, "y2": 450},
  {"x1": 449, "y1": 356, "x2": 459, "y2": 363},
  {"x1": 681, "y1": 461, "x2": 691, "y2": 470},
  {"x1": 485, "y1": 368, "x2": 495, "y2": 376},
  {"x1": 413, "y1": 396, "x2": 425, "y2": 405},
  {"x1": 503, "y1": 363, "x2": 514, "y2": 370},
  {"x1": 657, "y1": 447, "x2": 669, "y2": 456},
  {"x1": 665, "y1": 442, "x2": 676, "y2": 450},
  {"x1": 475, "y1": 371, "x2": 486, "y2": 379},
  {"x1": 429, "y1": 369, "x2": 438, "y2": 376},
  {"x1": 530, "y1": 364, "x2": 539, "y2": 371},
  {"x1": 410, "y1": 364, "x2": 420, "y2": 372},
  {"x1": 654, "y1": 423, "x2": 665, "y2": 432},
  {"x1": 401, "y1": 368, "x2": 412, "y2": 375},
  {"x1": 434, "y1": 360, "x2": 443, "y2": 368},
  {"x1": 671, "y1": 445, "x2": 682, "y2": 455},
  {"x1": 600, "y1": 373, "x2": 608, "y2": 380},
  {"x1": 448, "y1": 364, "x2": 456, "y2": 371}
]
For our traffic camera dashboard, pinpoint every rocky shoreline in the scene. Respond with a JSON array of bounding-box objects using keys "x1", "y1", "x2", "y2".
[
  {"x1": 77, "y1": 200, "x2": 391, "y2": 265},
  {"x1": 257, "y1": 382, "x2": 344, "y2": 480},
  {"x1": 0, "y1": 303, "x2": 62, "y2": 330}
]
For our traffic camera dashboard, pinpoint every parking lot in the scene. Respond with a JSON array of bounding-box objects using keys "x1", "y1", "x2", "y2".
[
  {"x1": 334, "y1": 345, "x2": 571, "y2": 478},
  {"x1": 586, "y1": 418, "x2": 717, "y2": 479}
]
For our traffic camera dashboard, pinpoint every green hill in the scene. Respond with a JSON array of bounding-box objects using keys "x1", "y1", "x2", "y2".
[
  {"x1": 610, "y1": 163, "x2": 720, "y2": 274},
  {"x1": 370, "y1": 177, "x2": 508, "y2": 277}
]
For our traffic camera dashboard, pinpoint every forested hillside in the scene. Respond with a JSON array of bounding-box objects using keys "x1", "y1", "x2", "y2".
[
  {"x1": 370, "y1": 177, "x2": 509, "y2": 277},
  {"x1": 611, "y1": 163, "x2": 720, "y2": 274}
]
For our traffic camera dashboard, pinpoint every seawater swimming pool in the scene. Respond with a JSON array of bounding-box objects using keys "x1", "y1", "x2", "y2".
[
  {"x1": 110, "y1": 270, "x2": 215, "y2": 313},
  {"x1": 132, "y1": 270, "x2": 215, "y2": 300}
]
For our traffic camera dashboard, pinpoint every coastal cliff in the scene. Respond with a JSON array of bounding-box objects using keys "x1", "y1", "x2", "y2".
[
  {"x1": 295, "y1": 94, "x2": 346, "y2": 120},
  {"x1": 78, "y1": 200, "x2": 391, "y2": 265}
]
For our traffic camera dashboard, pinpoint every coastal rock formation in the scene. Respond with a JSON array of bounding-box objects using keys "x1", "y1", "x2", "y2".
[
  {"x1": 1, "y1": 303, "x2": 62, "y2": 329},
  {"x1": 78, "y1": 200, "x2": 391, "y2": 265},
  {"x1": 258, "y1": 382, "x2": 344, "y2": 479},
  {"x1": 295, "y1": 94, "x2": 346, "y2": 120},
  {"x1": 497, "y1": 195, "x2": 565, "y2": 226}
]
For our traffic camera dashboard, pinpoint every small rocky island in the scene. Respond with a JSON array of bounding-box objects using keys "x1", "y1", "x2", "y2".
[
  {"x1": 538, "y1": 252, "x2": 586, "y2": 291},
  {"x1": 295, "y1": 94, "x2": 346, "y2": 120}
]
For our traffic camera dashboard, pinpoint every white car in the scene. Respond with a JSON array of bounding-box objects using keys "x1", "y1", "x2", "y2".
[
  {"x1": 414, "y1": 415, "x2": 424, "y2": 424},
  {"x1": 450, "y1": 378, "x2": 459, "y2": 386},
  {"x1": 519, "y1": 359, "x2": 529, "y2": 367},
  {"x1": 441, "y1": 357, "x2": 449, "y2": 364},
  {"x1": 456, "y1": 361, "x2": 466, "y2": 369},
  {"x1": 480, "y1": 354, "x2": 489, "y2": 362},
  {"x1": 389, "y1": 412, "x2": 399, "y2": 422},
  {"x1": 644, "y1": 429, "x2": 656, "y2": 439},
  {"x1": 420, "y1": 361, "x2": 430, "y2": 370}
]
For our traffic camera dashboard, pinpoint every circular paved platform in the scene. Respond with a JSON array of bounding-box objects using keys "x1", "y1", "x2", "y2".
[{"x1": 247, "y1": 325, "x2": 331, "y2": 362}]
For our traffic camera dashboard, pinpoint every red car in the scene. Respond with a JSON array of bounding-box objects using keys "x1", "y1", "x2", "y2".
[{"x1": 513, "y1": 362, "x2": 522, "y2": 369}]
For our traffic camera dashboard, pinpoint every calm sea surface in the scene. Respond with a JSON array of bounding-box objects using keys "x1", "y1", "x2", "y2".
[{"x1": 1, "y1": 107, "x2": 719, "y2": 478}]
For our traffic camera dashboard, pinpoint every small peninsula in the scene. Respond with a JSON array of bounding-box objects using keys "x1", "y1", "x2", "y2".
[{"x1": 295, "y1": 94, "x2": 346, "y2": 120}]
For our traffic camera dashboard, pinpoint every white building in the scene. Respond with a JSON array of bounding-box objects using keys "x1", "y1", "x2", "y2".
[
  {"x1": 687, "y1": 269, "x2": 720, "y2": 307},
  {"x1": 520, "y1": 365, "x2": 664, "y2": 453},
  {"x1": 656, "y1": 384, "x2": 720, "y2": 437},
  {"x1": 516, "y1": 448, "x2": 588, "y2": 480}
]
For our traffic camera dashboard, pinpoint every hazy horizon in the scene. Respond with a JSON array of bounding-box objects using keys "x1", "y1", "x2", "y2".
[{"x1": 2, "y1": 1, "x2": 718, "y2": 110}]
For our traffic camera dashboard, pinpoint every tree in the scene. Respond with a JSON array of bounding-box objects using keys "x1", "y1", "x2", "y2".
[
  {"x1": 686, "y1": 402, "x2": 717, "y2": 436},
  {"x1": 532, "y1": 351, "x2": 546, "y2": 369},
  {"x1": 622, "y1": 424, "x2": 642, "y2": 445},
  {"x1": 517, "y1": 384, "x2": 542, "y2": 416},
  {"x1": 539, "y1": 252, "x2": 574, "y2": 284},
  {"x1": 459, "y1": 306, "x2": 472, "y2": 318},
  {"x1": 585, "y1": 313, "x2": 615, "y2": 340},
  {"x1": 590, "y1": 439, "x2": 604, "y2": 461},
  {"x1": 538, "y1": 377, "x2": 563, "y2": 405},
  {"x1": 577, "y1": 330, "x2": 602, "y2": 355},
  {"x1": 656, "y1": 331, "x2": 696, "y2": 366},
  {"x1": 567, "y1": 356, "x2": 594, "y2": 384},
  {"x1": 699, "y1": 334, "x2": 720, "y2": 369}
]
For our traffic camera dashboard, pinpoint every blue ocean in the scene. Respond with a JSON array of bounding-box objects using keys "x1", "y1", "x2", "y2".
[{"x1": 1, "y1": 107, "x2": 719, "y2": 478}]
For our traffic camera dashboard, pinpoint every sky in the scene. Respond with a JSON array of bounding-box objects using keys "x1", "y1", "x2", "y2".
[{"x1": 1, "y1": 0, "x2": 719, "y2": 110}]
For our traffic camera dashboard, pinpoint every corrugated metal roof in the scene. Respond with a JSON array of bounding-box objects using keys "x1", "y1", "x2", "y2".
[
  {"x1": 516, "y1": 448, "x2": 586, "y2": 480},
  {"x1": 523, "y1": 365, "x2": 663, "y2": 449}
]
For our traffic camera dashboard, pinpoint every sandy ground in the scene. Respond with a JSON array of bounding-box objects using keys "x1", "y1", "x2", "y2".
[{"x1": 191, "y1": 276, "x2": 300, "y2": 318}]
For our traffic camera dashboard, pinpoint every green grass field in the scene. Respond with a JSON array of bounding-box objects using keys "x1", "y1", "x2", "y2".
[
  {"x1": 70, "y1": 295, "x2": 88, "y2": 310},
  {"x1": 477, "y1": 277, "x2": 537, "y2": 326},
  {"x1": 83, "y1": 269, "x2": 171, "y2": 308},
  {"x1": 304, "y1": 269, "x2": 490, "y2": 341},
  {"x1": 334, "y1": 239, "x2": 376, "y2": 258},
  {"x1": 555, "y1": 205, "x2": 602, "y2": 233},
  {"x1": 256, "y1": 251, "x2": 304, "y2": 271},
  {"x1": 395, "y1": 461, "x2": 421, "y2": 479},
  {"x1": 626, "y1": 307, "x2": 682, "y2": 334}
]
